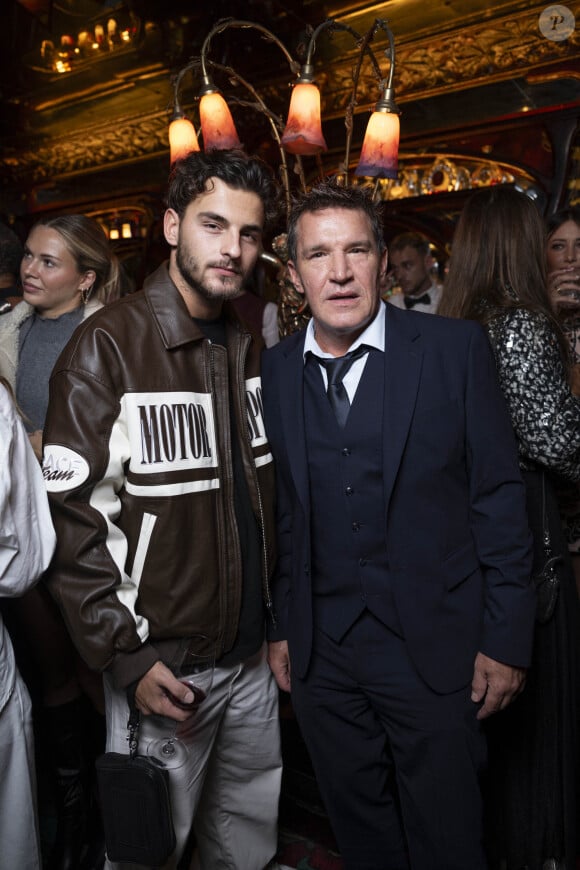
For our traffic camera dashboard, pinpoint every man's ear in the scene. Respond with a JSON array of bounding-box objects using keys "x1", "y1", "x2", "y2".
[
  {"x1": 287, "y1": 261, "x2": 305, "y2": 296},
  {"x1": 164, "y1": 208, "x2": 180, "y2": 247},
  {"x1": 379, "y1": 248, "x2": 389, "y2": 282}
]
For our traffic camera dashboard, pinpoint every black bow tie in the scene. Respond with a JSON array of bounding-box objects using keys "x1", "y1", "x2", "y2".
[{"x1": 404, "y1": 293, "x2": 431, "y2": 309}]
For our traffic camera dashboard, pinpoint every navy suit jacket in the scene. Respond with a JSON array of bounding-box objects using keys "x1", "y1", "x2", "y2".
[{"x1": 261, "y1": 303, "x2": 535, "y2": 694}]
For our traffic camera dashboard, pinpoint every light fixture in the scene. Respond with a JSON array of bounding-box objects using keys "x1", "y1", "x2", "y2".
[
  {"x1": 167, "y1": 16, "x2": 401, "y2": 193},
  {"x1": 198, "y1": 86, "x2": 242, "y2": 151},
  {"x1": 195, "y1": 20, "x2": 300, "y2": 154},
  {"x1": 168, "y1": 64, "x2": 201, "y2": 163},
  {"x1": 168, "y1": 20, "x2": 303, "y2": 218},
  {"x1": 195, "y1": 27, "x2": 242, "y2": 150},
  {"x1": 168, "y1": 89, "x2": 200, "y2": 164},
  {"x1": 355, "y1": 22, "x2": 400, "y2": 179},
  {"x1": 168, "y1": 115, "x2": 200, "y2": 163},
  {"x1": 280, "y1": 20, "x2": 333, "y2": 156}
]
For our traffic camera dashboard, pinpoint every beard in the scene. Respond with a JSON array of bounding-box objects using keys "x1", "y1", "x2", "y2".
[{"x1": 176, "y1": 245, "x2": 246, "y2": 303}]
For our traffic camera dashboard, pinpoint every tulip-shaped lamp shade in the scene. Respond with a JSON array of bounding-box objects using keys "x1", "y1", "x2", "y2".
[
  {"x1": 281, "y1": 82, "x2": 328, "y2": 155},
  {"x1": 169, "y1": 116, "x2": 200, "y2": 163},
  {"x1": 355, "y1": 98, "x2": 400, "y2": 179},
  {"x1": 199, "y1": 92, "x2": 242, "y2": 150}
]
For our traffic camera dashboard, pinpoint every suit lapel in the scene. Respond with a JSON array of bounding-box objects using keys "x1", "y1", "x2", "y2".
[
  {"x1": 383, "y1": 306, "x2": 423, "y2": 509},
  {"x1": 279, "y1": 336, "x2": 310, "y2": 514}
]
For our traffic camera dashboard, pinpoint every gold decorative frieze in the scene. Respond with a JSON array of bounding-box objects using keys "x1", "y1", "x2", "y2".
[
  {"x1": 262, "y1": 5, "x2": 580, "y2": 116},
  {"x1": 351, "y1": 154, "x2": 533, "y2": 200},
  {"x1": 4, "y1": 111, "x2": 170, "y2": 185}
]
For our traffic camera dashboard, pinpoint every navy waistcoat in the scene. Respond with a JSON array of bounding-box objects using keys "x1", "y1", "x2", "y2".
[{"x1": 304, "y1": 350, "x2": 402, "y2": 641}]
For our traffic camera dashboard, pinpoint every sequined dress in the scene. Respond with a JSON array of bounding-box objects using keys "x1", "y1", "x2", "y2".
[
  {"x1": 483, "y1": 307, "x2": 580, "y2": 870},
  {"x1": 557, "y1": 311, "x2": 580, "y2": 554}
]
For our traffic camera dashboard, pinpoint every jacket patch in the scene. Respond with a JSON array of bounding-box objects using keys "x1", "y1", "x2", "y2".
[
  {"x1": 124, "y1": 391, "x2": 217, "y2": 473},
  {"x1": 43, "y1": 445, "x2": 91, "y2": 492},
  {"x1": 246, "y1": 377, "x2": 267, "y2": 448}
]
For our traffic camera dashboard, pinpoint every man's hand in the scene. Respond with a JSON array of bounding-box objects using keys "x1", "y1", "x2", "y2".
[
  {"x1": 268, "y1": 640, "x2": 291, "y2": 693},
  {"x1": 471, "y1": 651, "x2": 526, "y2": 720},
  {"x1": 134, "y1": 660, "x2": 196, "y2": 721}
]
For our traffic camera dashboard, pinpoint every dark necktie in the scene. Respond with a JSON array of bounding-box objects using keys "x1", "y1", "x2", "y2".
[
  {"x1": 311, "y1": 345, "x2": 370, "y2": 427},
  {"x1": 404, "y1": 293, "x2": 431, "y2": 309}
]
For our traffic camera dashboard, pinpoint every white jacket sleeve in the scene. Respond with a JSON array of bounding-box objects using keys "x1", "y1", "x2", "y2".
[{"x1": 0, "y1": 384, "x2": 56, "y2": 595}]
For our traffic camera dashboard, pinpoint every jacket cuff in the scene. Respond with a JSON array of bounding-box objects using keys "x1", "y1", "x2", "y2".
[
  {"x1": 110, "y1": 643, "x2": 160, "y2": 690},
  {"x1": 266, "y1": 616, "x2": 288, "y2": 642}
]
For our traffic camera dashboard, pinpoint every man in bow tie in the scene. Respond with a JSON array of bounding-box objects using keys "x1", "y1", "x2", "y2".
[
  {"x1": 262, "y1": 182, "x2": 534, "y2": 870},
  {"x1": 387, "y1": 231, "x2": 442, "y2": 313}
]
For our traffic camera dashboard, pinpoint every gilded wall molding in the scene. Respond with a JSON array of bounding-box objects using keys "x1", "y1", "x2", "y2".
[
  {"x1": 294, "y1": 5, "x2": 580, "y2": 116},
  {"x1": 4, "y1": 110, "x2": 170, "y2": 186}
]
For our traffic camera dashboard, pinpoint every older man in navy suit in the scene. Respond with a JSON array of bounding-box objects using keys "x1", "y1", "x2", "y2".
[{"x1": 262, "y1": 182, "x2": 535, "y2": 870}]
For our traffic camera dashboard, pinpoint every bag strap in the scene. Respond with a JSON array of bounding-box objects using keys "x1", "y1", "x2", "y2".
[
  {"x1": 127, "y1": 703, "x2": 140, "y2": 759},
  {"x1": 539, "y1": 470, "x2": 554, "y2": 557}
]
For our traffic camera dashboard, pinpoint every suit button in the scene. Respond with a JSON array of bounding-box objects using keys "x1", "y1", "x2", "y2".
[
  {"x1": 342, "y1": 448, "x2": 351, "y2": 456},
  {"x1": 345, "y1": 485, "x2": 354, "y2": 495},
  {"x1": 352, "y1": 522, "x2": 360, "y2": 532}
]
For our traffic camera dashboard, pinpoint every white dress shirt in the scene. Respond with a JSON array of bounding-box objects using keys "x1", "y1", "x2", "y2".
[{"x1": 303, "y1": 301, "x2": 386, "y2": 404}]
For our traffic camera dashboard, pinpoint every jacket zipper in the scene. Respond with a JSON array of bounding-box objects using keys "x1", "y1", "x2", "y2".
[
  {"x1": 207, "y1": 338, "x2": 231, "y2": 657},
  {"x1": 236, "y1": 334, "x2": 276, "y2": 628}
]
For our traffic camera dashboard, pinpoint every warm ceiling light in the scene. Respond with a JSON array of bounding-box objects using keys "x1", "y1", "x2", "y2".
[
  {"x1": 355, "y1": 97, "x2": 400, "y2": 179},
  {"x1": 169, "y1": 114, "x2": 200, "y2": 163},
  {"x1": 281, "y1": 80, "x2": 327, "y2": 155},
  {"x1": 355, "y1": 24, "x2": 400, "y2": 179},
  {"x1": 280, "y1": 20, "x2": 331, "y2": 156},
  {"x1": 199, "y1": 85, "x2": 242, "y2": 151}
]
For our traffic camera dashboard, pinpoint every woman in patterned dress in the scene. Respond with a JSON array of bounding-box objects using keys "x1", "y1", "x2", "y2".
[
  {"x1": 546, "y1": 207, "x2": 580, "y2": 598},
  {"x1": 438, "y1": 186, "x2": 580, "y2": 870}
]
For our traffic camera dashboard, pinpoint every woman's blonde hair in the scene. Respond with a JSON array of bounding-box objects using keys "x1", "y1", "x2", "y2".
[{"x1": 35, "y1": 214, "x2": 125, "y2": 304}]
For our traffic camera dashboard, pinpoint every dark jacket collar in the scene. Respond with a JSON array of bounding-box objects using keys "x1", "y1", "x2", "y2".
[{"x1": 143, "y1": 261, "x2": 246, "y2": 349}]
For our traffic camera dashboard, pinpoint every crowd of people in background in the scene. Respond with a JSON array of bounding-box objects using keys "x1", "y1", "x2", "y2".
[{"x1": 0, "y1": 152, "x2": 578, "y2": 870}]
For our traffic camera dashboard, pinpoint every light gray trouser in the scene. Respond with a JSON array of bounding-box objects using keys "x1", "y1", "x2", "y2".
[
  {"x1": 0, "y1": 672, "x2": 42, "y2": 870},
  {"x1": 103, "y1": 643, "x2": 282, "y2": 870}
]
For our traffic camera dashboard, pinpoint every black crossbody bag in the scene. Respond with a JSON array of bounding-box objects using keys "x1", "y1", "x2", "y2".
[{"x1": 95, "y1": 704, "x2": 176, "y2": 866}]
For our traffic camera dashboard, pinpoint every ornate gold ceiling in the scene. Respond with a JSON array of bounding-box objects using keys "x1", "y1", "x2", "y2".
[{"x1": 0, "y1": 0, "x2": 579, "y2": 222}]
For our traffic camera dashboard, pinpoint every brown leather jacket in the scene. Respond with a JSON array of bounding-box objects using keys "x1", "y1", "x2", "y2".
[{"x1": 43, "y1": 264, "x2": 276, "y2": 688}]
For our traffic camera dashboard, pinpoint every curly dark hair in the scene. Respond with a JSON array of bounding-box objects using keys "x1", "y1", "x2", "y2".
[{"x1": 165, "y1": 149, "x2": 280, "y2": 231}]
